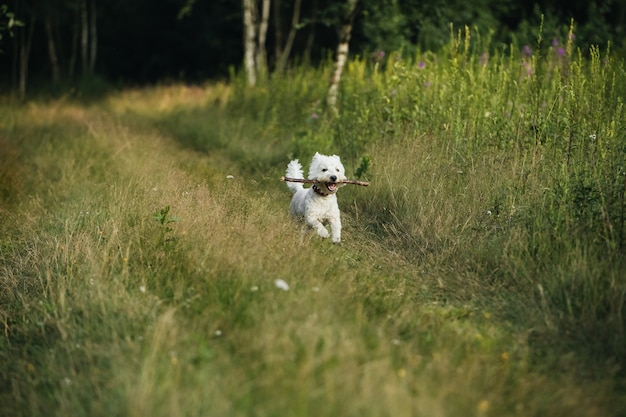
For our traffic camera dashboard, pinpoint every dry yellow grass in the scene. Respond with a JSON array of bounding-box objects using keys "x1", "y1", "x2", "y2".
[{"x1": 1, "y1": 83, "x2": 624, "y2": 417}]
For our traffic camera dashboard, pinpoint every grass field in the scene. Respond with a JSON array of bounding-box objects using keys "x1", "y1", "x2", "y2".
[{"x1": 1, "y1": 27, "x2": 626, "y2": 416}]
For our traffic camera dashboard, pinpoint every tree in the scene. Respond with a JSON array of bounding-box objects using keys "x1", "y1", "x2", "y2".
[
  {"x1": 42, "y1": 1, "x2": 61, "y2": 82},
  {"x1": 274, "y1": 0, "x2": 302, "y2": 73},
  {"x1": 78, "y1": 0, "x2": 97, "y2": 75},
  {"x1": 242, "y1": 0, "x2": 270, "y2": 86},
  {"x1": 327, "y1": 0, "x2": 358, "y2": 110},
  {"x1": 242, "y1": 0, "x2": 257, "y2": 85}
]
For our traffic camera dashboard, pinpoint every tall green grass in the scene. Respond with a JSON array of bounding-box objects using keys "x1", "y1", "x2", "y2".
[{"x1": 1, "y1": 24, "x2": 625, "y2": 417}]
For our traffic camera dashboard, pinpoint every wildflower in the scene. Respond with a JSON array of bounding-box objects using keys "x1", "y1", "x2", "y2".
[
  {"x1": 250, "y1": 285, "x2": 259, "y2": 291},
  {"x1": 310, "y1": 113, "x2": 319, "y2": 120},
  {"x1": 214, "y1": 329, "x2": 222, "y2": 337},
  {"x1": 479, "y1": 51, "x2": 489, "y2": 66},
  {"x1": 418, "y1": 61, "x2": 426, "y2": 69},
  {"x1": 552, "y1": 37, "x2": 559, "y2": 47},
  {"x1": 226, "y1": 175, "x2": 234, "y2": 179},
  {"x1": 424, "y1": 81, "x2": 432, "y2": 88},
  {"x1": 139, "y1": 285, "x2": 146, "y2": 293},
  {"x1": 557, "y1": 47, "x2": 565, "y2": 57},
  {"x1": 371, "y1": 50, "x2": 385, "y2": 63},
  {"x1": 274, "y1": 279, "x2": 289, "y2": 291},
  {"x1": 521, "y1": 45, "x2": 532, "y2": 58}
]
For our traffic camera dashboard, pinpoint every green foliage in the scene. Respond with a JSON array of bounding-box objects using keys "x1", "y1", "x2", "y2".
[
  {"x1": 0, "y1": 4, "x2": 22, "y2": 48},
  {"x1": 152, "y1": 205, "x2": 179, "y2": 228}
]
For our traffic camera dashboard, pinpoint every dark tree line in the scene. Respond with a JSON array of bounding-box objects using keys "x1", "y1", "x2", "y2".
[{"x1": 0, "y1": 0, "x2": 624, "y2": 96}]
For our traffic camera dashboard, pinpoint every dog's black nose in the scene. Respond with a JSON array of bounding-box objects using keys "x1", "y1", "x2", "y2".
[{"x1": 330, "y1": 175, "x2": 337, "y2": 182}]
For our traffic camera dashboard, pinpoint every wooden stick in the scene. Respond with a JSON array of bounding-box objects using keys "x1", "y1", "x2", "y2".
[{"x1": 281, "y1": 176, "x2": 370, "y2": 186}]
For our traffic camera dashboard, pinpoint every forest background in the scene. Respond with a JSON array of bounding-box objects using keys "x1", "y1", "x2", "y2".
[{"x1": 0, "y1": 0, "x2": 625, "y2": 92}]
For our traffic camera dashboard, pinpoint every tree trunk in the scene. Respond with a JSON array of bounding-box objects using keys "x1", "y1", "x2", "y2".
[
  {"x1": 88, "y1": 0, "x2": 97, "y2": 74},
  {"x1": 275, "y1": 0, "x2": 302, "y2": 73},
  {"x1": 303, "y1": 0, "x2": 319, "y2": 65},
  {"x1": 19, "y1": 16, "x2": 35, "y2": 98},
  {"x1": 273, "y1": 0, "x2": 283, "y2": 64},
  {"x1": 80, "y1": 0, "x2": 88, "y2": 75},
  {"x1": 44, "y1": 18, "x2": 61, "y2": 83},
  {"x1": 327, "y1": 0, "x2": 358, "y2": 110},
  {"x1": 69, "y1": 2, "x2": 79, "y2": 79},
  {"x1": 255, "y1": 0, "x2": 270, "y2": 79},
  {"x1": 242, "y1": 0, "x2": 256, "y2": 86}
]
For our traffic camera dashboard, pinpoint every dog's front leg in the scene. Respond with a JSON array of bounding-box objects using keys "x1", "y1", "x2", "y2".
[
  {"x1": 306, "y1": 216, "x2": 330, "y2": 239},
  {"x1": 328, "y1": 216, "x2": 341, "y2": 243}
]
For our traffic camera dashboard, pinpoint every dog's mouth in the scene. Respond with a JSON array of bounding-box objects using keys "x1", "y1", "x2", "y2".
[{"x1": 325, "y1": 182, "x2": 338, "y2": 192}]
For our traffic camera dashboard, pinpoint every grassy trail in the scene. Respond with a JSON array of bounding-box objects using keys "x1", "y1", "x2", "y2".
[{"x1": 1, "y1": 86, "x2": 624, "y2": 417}]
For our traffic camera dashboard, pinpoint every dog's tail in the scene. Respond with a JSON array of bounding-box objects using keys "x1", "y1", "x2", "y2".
[{"x1": 285, "y1": 159, "x2": 305, "y2": 194}]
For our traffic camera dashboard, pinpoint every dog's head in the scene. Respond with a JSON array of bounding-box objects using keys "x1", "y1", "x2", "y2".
[{"x1": 307, "y1": 152, "x2": 347, "y2": 194}]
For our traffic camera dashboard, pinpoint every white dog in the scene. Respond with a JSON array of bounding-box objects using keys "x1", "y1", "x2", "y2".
[{"x1": 286, "y1": 153, "x2": 347, "y2": 243}]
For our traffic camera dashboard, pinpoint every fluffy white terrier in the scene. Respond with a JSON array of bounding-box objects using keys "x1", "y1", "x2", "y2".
[{"x1": 286, "y1": 153, "x2": 347, "y2": 243}]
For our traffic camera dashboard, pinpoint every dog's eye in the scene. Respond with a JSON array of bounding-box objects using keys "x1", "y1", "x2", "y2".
[
  {"x1": 336, "y1": 168, "x2": 340, "y2": 172},
  {"x1": 322, "y1": 168, "x2": 327, "y2": 172}
]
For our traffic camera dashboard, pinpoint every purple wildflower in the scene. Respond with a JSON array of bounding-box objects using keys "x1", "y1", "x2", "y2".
[
  {"x1": 522, "y1": 45, "x2": 532, "y2": 58},
  {"x1": 552, "y1": 38, "x2": 559, "y2": 47},
  {"x1": 418, "y1": 61, "x2": 426, "y2": 69},
  {"x1": 557, "y1": 47, "x2": 565, "y2": 57},
  {"x1": 372, "y1": 50, "x2": 385, "y2": 63}
]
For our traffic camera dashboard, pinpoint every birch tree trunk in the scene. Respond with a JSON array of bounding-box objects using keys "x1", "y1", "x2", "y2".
[
  {"x1": 327, "y1": 0, "x2": 358, "y2": 110},
  {"x1": 255, "y1": 0, "x2": 270, "y2": 80},
  {"x1": 242, "y1": 0, "x2": 257, "y2": 86}
]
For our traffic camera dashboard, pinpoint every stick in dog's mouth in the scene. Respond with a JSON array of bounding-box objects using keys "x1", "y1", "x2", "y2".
[{"x1": 281, "y1": 176, "x2": 370, "y2": 186}]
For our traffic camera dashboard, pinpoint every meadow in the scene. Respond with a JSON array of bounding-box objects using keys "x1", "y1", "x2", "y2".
[{"x1": 1, "y1": 26, "x2": 626, "y2": 416}]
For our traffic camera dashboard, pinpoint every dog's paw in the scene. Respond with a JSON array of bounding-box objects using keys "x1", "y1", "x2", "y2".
[{"x1": 317, "y1": 228, "x2": 330, "y2": 239}]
